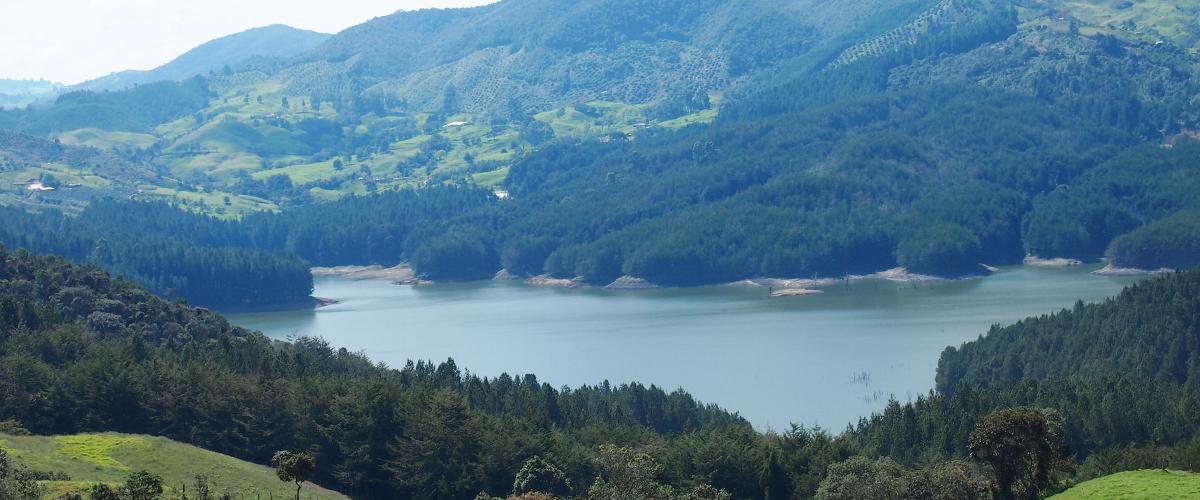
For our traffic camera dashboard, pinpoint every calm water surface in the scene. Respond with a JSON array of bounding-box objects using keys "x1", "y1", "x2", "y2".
[{"x1": 230, "y1": 265, "x2": 1143, "y2": 429}]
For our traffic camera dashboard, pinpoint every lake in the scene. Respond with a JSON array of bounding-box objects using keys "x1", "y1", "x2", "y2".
[{"x1": 229, "y1": 265, "x2": 1144, "y2": 429}]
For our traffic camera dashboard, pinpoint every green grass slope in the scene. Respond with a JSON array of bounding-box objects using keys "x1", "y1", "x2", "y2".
[
  {"x1": 0, "y1": 433, "x2": 346, "y2": 499},
  {"x1": 1050, "y1": 470, "x2": 1200, "y2": 499}
]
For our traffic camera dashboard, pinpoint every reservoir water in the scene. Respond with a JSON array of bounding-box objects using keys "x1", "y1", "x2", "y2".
[{"x1": 229, "y1": 264, "x2": 1143, "y2": 429}]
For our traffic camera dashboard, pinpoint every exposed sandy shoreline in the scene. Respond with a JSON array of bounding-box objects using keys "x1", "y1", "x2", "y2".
[
  {"x1": 310, "y1": 261, "x2": 1137, "y2": 300},
  {"x1": 733, "y1": 267, "x2": 961, "y2": 297},
  {"x1": 1023, "y1": 256, "x2": 1083, "y2": 267},
  {"x1": 311, "y1": 265, "x2": 419, "y2": 284},
  {"x1": 1092, "y1": 263, "x2": 1173, "y2": 276},
  {"x1": 525, "y1": 275, "x2": 583, "y2": 288},
  {"x1": 519, "y1": 266, "x2": 965, "y2": 298},
  {"x1": 770, "y1": 288, "x2": 824, "y2": 297},
  {"x1": 605, "y1": 276, "x2": 659, "y2": 290}
]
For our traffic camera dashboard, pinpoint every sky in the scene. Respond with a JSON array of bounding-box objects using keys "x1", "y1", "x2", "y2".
[{"x1": 0, "y1": 0, "x2": 495, "y2": 85}]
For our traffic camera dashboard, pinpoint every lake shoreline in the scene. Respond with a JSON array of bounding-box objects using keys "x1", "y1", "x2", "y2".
[
  {"x1": 212, "y1": 295, "x2": 340, "y2": 315},
  {"x1": 1092, "y1": 263, "x2": 1174, "y2": 276},
  {"x1": 1023, "y1": 256, "x2": 1084, "y2": 267},
  {"x1": 312, "y1": 264, "x2": 421, "y2": 283},
  {"x1": 309, "y1": 264, "x2": 1009, "y2": 296},
  {"x1": 233, "y1": 264, "x2": 1145, "y2": 429}
]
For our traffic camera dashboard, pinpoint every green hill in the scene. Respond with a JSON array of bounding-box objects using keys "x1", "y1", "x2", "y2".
[
  {"x1": 1049, "y1": 470, "x2": 1200, "y2": 499},
  {"x1": 0, "y1": 433, "x2": 346, "y2": 499}
]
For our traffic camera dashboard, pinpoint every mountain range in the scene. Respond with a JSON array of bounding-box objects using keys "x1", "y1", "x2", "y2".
[
  {"x1": 0, "y1": 24, "x2": 331, "y2": 110},
  {"x1": 270, "y1": 0, "x2": 935, "y2": 114},
  {"x1": 0, "y1": 0, "x2": 1197, "y2": 297}
]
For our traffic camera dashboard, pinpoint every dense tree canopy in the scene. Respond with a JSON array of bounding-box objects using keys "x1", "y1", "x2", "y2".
[
  {"x1": 0, "y1": 203, "x2": 312, "y2": 310},
  {"x1": 937, "y1": 269, "x2": 1200, "y2": 393}
]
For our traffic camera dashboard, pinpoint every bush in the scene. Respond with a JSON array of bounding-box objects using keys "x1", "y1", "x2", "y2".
[
  {"x1": 816, "y1": 456, "x2": 909, "y2": 500},
  {"x1": 512, "y1": 456, "x2": 572, "y2": 497},
  {"x1": 122, "y1": 470, "x2": 164, "y2": 500},
  {"x1": 0, "y1": 450, "x2": 43, "y2": 500}
]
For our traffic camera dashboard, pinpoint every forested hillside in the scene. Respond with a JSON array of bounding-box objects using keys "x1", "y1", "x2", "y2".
[
  {"x1": 467, "y1": 85, "x2": 1127, "y2": 285},
  {"x1": 0, "y1": 202, "x2": 313, "y2": 310},
  {"x1": 1025, "y1": 142, "x2": 1200, "y2": 266},
  {"x1": 849, "y1": 269, "x2": 1200, "y2": 475},
  {"x1": 0, "y1": 189, "x2": 504, "y2": 308},
  {"x1": 0, "y1": 0, "x2": 1198, "y2": 288},
  {"x1": 937, "y1": 268, "x2": 1200, "y2": 393}
]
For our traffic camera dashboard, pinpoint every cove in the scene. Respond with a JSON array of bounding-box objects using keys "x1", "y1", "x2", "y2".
[{"x1": 229, "y1": 264, "x2": 1144, "y2": 429}]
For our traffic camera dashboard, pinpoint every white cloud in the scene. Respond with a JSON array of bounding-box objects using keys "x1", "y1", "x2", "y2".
[{"x1": 0, "y1": 0, "x2": 495, "y2": 84}]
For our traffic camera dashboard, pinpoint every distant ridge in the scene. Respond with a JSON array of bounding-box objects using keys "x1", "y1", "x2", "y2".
[
  {"x1": 0, "y1": 79, "x2": 63, "y2": 109},
  {"x1": 278, "y1": 0, "x2": 937, "y2": 114},
  {"x1": 77, "y1": 25, "x2": 330, "y2": 92}
]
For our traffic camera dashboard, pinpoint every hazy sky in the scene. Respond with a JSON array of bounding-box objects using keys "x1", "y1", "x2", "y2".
[{"x1": 0, "y1": 0, "x2": 495, "y2": 84}]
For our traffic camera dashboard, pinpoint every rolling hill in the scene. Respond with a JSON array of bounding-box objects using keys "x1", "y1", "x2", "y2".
[
  {"x1": 0, "y1": 433, "x2": 346, "y2": 499},
  {"x1": 1049, "y1": 470, "x2": 1200, "y2": 499},
  {"x1": 0, "y1": 130, "x2": 161, "y2": 211}
]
